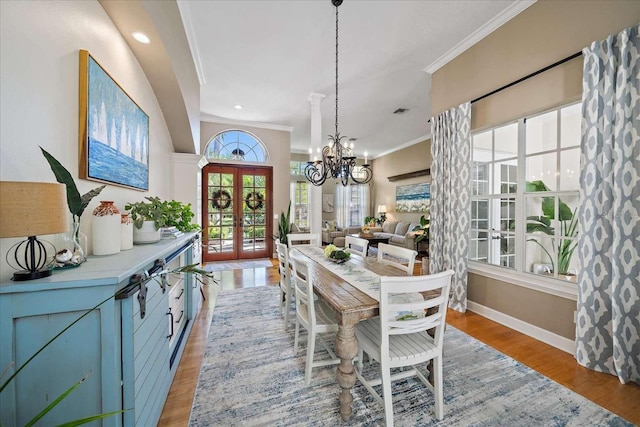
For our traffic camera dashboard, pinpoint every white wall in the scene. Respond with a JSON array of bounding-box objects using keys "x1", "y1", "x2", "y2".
[{"x1": 0, "y1": 0, "x2": 175, "y2": 282}]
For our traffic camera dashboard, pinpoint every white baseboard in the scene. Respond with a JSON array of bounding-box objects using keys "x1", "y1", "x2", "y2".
[{"x1": 466, "y1": 301, "x2": 575, "y2": 354}]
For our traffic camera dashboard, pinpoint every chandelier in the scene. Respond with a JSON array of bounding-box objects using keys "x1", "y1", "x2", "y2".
[{"x1": 305, "y1": 0, "x2": 372, "y2": 187}]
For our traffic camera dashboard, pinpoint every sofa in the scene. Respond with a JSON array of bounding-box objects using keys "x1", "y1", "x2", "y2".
[
  {"x1": 367, "y1": 220, "x2": 420, "y2": 250},
  {"x1": 322, "y1": 221, "x2": 361, "y2": 245}
]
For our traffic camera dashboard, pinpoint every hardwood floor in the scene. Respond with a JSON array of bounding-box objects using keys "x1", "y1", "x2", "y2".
[{"x1": 159, "y1": 260, "x2": 640, "y2": 426}]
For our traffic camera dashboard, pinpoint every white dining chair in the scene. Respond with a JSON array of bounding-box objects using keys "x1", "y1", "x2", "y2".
[
  {"x1": 276, "y1": 241, "x2": 295, "y2": 329},
  {"x1": 344, "y1": 235, "x2": 369, "y2": 258},
  {"x1": 355, "y1": 270, "x2": 454, "y2": 426},
  {"x1": 289, "y1": 248, "x2": 340, "y2": 385},
  {"x1": 376, "y1": 242, "x2": 417, "y2": 275},
  {"x1": 287, "y1": 233, "x2": 321, "y2": 249}
]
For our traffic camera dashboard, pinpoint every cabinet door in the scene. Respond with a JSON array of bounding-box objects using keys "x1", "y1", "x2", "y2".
[{"x1": 0, "y1": 286, "x2": 122, "y2": 427}]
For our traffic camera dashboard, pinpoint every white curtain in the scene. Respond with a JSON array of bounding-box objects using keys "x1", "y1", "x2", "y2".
[
  {"x1": 575, "y1": 24, "x2": 639, "y2": 385},
  {"x1": 335, "y1": 184, "x2": 369, "y2": 228},
  {"x1": 429, "y1": 102, "x2": 471, "y2": 312}
]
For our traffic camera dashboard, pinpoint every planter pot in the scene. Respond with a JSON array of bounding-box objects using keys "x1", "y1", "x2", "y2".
[
  {"x1": 121, "y1": 214, "x2": 133, "y2": 250},
  {"x1": 133, "y1": 220, "x2": 161, "y2": 244},
  {"x1": 92, "y1": 201, "x2": 121, "y2": 256}
]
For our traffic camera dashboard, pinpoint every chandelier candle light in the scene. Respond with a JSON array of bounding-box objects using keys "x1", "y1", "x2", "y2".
[{"x1": 305, "y1": 0, "x2": 372, "y2": 187}]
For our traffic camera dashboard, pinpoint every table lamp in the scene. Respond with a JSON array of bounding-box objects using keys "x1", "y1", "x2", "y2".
[
  {"x1": 377, "y1": 204, "x2": 387, "y2": 224},
  {"x1": 0, "y1": 181, "x2": 69, "y2": 281}
]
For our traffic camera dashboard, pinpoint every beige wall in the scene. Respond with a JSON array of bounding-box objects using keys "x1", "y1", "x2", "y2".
[
  {"x1": 0, "y1": 0, "x2": 176, "y2": 282},
  {"x1": 372, "y1": 140, "x2": 431, "y2": 225},
  {"x1": 430, "y1": 0, "x2": 640, "y2": 339},
  {"x1": 200, "y1": 122, "x2": 291, "y2": 241}
]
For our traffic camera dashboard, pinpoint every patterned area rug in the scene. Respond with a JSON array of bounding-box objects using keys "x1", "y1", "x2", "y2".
[
  {"x1": 190, "y1": 286, "x2": 632, "y2": 427},
  {"x1": 203, "y1": 259, "x2": 273, "y2": 272}
]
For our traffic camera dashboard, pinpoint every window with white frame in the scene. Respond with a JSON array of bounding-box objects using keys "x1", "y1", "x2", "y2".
[
  {"x1": 205, "y1": 130, "x2": 269, "y2": 162},
  {"x1": 291, "y1": 181, "x2": 309, "y2": 229},
  {"x1": 470, "y1": 102, "x2": 581, "y2": 286}
]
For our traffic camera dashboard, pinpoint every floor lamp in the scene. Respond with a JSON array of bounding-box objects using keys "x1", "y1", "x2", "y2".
[{"x1": 0, "y1": 181, "x2": 69, "y2": 281}]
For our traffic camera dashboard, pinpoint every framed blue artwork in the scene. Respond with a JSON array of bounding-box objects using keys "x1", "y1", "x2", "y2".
[
  {"x1": 396, "y1": 182, "x2": 430, "y2": 213},
  {"x1": 79, "y1": 50, "x2": 149, "y2": 191}
]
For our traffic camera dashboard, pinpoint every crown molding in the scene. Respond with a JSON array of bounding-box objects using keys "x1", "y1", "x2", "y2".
[
  {"x1": 177, "y1": 0, "x2": 206, "y2": 85},
  {"x1": 200, "y1": 113, "x2": 294, "y2": 132},
  {"x1": 376, "y1": 134, "x2": 431, "y2": 159},
  {"x1": 423, "y1": 0, "x2": 536, "y2": 74}
]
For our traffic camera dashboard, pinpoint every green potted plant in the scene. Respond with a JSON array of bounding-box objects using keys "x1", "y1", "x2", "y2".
[
  {"x1": 525, "y1": 180, "x2": 578, "y2": 280},
  {"x1": 125, "y1": 197, "x2": 200, "y2": 244},
  {"x1": 276, "y1": 201, "x2": 291, "y2": 245},
  {"x1": 40, "y1": 147, "x2": 105, "y2": 262},
  {"x1": 411, "y1": 215, "x2": 430, "y2": 244},
  {"x1": 364, "y1": 216, "x2": 376, "y2": 227}
]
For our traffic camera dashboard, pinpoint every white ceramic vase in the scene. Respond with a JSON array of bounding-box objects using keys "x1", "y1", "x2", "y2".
[
  {"x1": 92, "y1": 201, "x2": 121, "y2": 255},
  {"x1": 120, "y1": 213, "x2": 133, "y2": 250},
  {"x1": 132, "y1": 220, "x2": 161, "y2": 244}
]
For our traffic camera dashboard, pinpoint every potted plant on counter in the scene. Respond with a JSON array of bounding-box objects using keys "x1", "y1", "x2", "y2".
[
  {"x1": 125, "y1": 197, "x2": 200, "y2": 244},
  {"x1": 525, "y1": 180, "x2": 578, "y2": 281}
]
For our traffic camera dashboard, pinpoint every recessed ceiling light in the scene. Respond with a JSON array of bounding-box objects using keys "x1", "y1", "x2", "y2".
[
  {"x1": 234, "y1": 105, "x2": 243, "y2": 110},
  {"x1": 132, "y1": 32, "x2": 150, "y2": 44}
]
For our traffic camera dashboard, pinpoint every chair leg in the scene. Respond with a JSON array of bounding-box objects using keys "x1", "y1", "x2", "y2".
[
  {"x1": 434, "y1": 356, "x2": 443, "y2": 420},
  {"x1": 304, "y1": 330, "x2": 316, "y2": 386},
  {"x1": 283, "y1": 291, "x2": 291, "y2": 329},
  {"x1": 381, "y1": 360, "x2": 394, "y2": 427},
  {"x1": 294, "y1": 320, "x2": 300, "y2": 354},
  {"x1": 278, "y1": 288, "x2": 284, "y2": 314}
]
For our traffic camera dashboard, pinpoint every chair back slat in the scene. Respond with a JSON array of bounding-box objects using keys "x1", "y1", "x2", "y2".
[
  {"x1": 379, "y1": 271, "x2": 454, "y2": 348},
  {"x1": 289, "y1": 248, "x2": 314, "y2": 323},
  {"x1": 287, "y1": 233, "x2": 321, "y2": 249},
  {"x1": 344, "y1": 235, "x2": 369, "y2": 258},
  {"x1": 376, "y1": 243, "x2": 417, "y2": 275}
]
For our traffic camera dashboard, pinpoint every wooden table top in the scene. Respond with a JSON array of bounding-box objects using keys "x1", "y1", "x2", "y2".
[{"x1": 303, "y1": 254, "x2": 409, "y2": 324}]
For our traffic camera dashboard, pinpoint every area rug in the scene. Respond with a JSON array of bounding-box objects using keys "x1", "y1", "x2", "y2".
[
  {"x1": 203, "y1": 259, "x2": 273, "y2": 272},
  {"x1": 189, "y1": 286, "x2": 632, "y2": 427}
]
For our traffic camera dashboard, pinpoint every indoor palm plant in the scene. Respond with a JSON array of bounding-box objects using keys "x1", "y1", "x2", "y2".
[
  {"x1": 276, "y1": 201, "x2": 291, "y2": 245},
  {"x1": 526, "y1": 180, "x2": 578, "y2": 278}
]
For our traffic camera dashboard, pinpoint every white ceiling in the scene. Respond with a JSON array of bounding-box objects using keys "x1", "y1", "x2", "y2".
[{"x1": 178, "y1": 0, "x2": 533, "y2": 158}]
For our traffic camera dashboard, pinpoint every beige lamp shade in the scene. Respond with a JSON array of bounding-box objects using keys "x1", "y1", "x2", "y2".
[
  {"x1": 0, "y1": 181, "x2": 69, "y2": 238},
  {"x1": 377, "y1": 204, "x2": 387, "y2": 213}
]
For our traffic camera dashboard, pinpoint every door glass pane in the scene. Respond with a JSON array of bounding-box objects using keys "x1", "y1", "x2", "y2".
[{"x1": 241, "y1": 173, "x2": 267, "y2": 253}]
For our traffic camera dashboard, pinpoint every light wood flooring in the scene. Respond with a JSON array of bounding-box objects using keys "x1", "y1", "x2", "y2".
[{"x1": 159, "y1": 260, "x2": 640, "y2": 426}]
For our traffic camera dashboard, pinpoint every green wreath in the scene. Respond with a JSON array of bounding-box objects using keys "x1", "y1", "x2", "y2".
[
  {"x1": 212, "y1": 189, "x2": 232, "y2": 210},
  {"x1": 245, "y1": 192, "x2": 264, "y2": 211}
]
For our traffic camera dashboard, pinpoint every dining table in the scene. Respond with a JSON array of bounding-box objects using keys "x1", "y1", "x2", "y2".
[{"x1": 294, "y1": 246, "x2": 437, "y2": 421}]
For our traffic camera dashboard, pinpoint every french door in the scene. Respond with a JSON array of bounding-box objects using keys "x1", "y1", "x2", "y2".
[{"x1": 202, "y1": 164, "x2": 272, "y2": 262}]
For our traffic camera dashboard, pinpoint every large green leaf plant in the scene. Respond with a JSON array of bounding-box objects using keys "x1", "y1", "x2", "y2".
[
  {"x1": 277, "y1": 201, "x2": 291, "y2": 245},
  {"x1": 526, "y1": 180, "x2": 578, "y2": 276},
  {"x1": 40, "y1": 147, "x2": 106, "y2": 228}
]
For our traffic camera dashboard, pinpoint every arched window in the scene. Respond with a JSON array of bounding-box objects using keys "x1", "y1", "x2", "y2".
[{"x1": 204, "y1": 130, "x2": 269, "y2": 163}]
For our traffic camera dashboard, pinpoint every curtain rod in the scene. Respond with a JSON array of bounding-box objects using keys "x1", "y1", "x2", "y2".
[{"x1": 470, "y1": 51, "x2": 582, "y2": 104}]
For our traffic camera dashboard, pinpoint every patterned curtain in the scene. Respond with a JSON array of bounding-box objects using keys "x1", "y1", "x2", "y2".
[
  {"x1": 429, "y1": 102, "x2": 471, "y2": 312},
  {"x1": 575, "y1": 24, "x2": 639, "y2": 385}
]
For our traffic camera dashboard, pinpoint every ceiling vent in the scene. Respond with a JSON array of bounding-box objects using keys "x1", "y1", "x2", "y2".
[{"x1": 393, "y1": 108, "x2": 409, "y2": 114}]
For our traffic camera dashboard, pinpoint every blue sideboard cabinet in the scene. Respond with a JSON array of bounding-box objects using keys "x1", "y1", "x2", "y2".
[{"x1": 0, "y1": 233, "x2": 203, "y2": 427}]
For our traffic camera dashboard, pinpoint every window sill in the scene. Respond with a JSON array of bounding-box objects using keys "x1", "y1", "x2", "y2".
[{"x1": 468, "y1": 262, "x2": 577, "y2": 301}]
